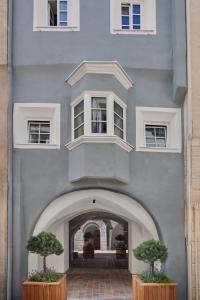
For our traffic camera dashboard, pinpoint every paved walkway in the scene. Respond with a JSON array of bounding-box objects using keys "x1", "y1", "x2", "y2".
[{"x1": 67, "y1": 268, "x2": 133, "y2": 300}]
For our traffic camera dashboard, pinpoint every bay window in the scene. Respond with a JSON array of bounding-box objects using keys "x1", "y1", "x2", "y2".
[{"x1": 71, "y1": 92, "x2": 126, "y2": 141}]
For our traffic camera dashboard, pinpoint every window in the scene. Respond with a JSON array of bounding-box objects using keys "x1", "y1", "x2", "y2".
[
  {"x1": 28, "y1": 121, "x2": 50, "y2": 144},
  {"x1": 145, "y1": 125, "x2": 167, "y2": 148},
  {"x1": 114, "y1": 102, "x2": 124, "y2": 139},
  {"x1": 136, "y1": 107, "x2": 182, "y2": 153},
  {"x1": 110, "y1": 0, "x2": 156, "y2": 35},
  {"x1": 91, "y1": 97, "x2": 107, "y2": 134},
  {"x1": 70, "y1": 92, "x2": 128, "y2": 145},
  {"x1": 121, "y1": 4, "x2": 141, "y2": 30},
  {"x1": 13, "y1": 103, "x2": 60, "y2": 149},
  {"x1": 74, "y1": 100, "x2": 84, "y2": 139},
  {"x1": 33, "y1": 0, "x2": 80, "y2": 31}
]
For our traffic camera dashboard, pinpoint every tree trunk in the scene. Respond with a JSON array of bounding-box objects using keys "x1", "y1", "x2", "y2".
[
  {"x1": 150, "y1": 262, "x2": 154, "y2": 275},
  {"x1": 43, "y1": 256, "x2": 47, "y2": 273}
]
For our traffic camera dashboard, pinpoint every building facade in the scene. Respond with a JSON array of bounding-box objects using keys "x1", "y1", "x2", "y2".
[
  {"x1": 0, "y1": 0, "x2": 8, "y2": 299},
  {"x1": 10, "y1": 0, "x2": 187, "y2": 299},
  {"x1": 186, "y1": 0, "x2": 200, "y2": 299}
]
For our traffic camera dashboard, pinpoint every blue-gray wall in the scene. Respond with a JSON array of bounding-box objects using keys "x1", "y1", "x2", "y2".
[{"x1": 11, "y1": 0, "x2": 187, "y2": 299}]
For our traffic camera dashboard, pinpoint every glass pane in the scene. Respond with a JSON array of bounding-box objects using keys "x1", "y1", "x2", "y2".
[
  {"x1": 133, "y1": 25, "x2": 141, "y2": 29},
  {"x1": 29, "y1": 124, "x2": 39, "y2": 133},
  {"x1": 114, "y1": 126, "x2": 123, "y2": 139},
  {"x1": 74, "y1": 125, "x2": 84, "y2": 139},
  {"x1": 59, "y1": 1, "x2": 67, "y2": 10},
  {"x1": 114, "y1": 115, "x2": 123, "y2": 129},
  {"x1": 91, "y1": 97, "x2": 106, "y2": 109},
  {"x1": 122, "y1": 16, "x2": 129, "y2": 26},
  {"x1": 74, "y1": 113, "x2": 84, "y2": 128},
  {"x1": 156, "y1": 138, "x2": 166, "y2": 147},
  {"x1": 60, "y1": 11, "x2": 67, "y2": 22},
  {"x1": 145, "y1": 127, "x2": 155, "y2": 138},
  {"x1": 122, "y1": 6, "x2": 129, "y2": 15},
  {"x1": 92, "y1": 110, "x2": 107, "y2": 122},
  {"x1": 133, "y1": 4, "x2": 140, "y2": 14},
  {"x1": 29, "y1": 134, "x2": 39, "y2": 143},
  {"x1": 40, "y1": 134, "x2": 50, "y2": 143},
  {"x1": 40, "y1": 124, "x2": 50, "y2": 133},
  {"x1": 92, "y1": 122, "x2": 107, "y2": 134},
  {"x1": 114, "y1": 102, "x2": 123, "y2": 117},
  {"x1": 74, "y1": 101, "x2": 84, "y2": 117},
  {"x1": 133, "y1": 15, "x2": 140, "y2": 25},
  {"x1": 146, "y1": 138, "x2": 156, "y2": 147},
  {"x1": 60, "y1": 22, "x2": 67, "y2": 26},
  {"x1": 156, "y1": 127, "x2": 166, "y2": 137}
]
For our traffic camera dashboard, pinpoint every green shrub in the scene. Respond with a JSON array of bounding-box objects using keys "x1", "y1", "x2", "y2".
[
  {"x1": 139, "y1": 272, "x2": 171, "y2": 283},
  {"x1": 28, "y1": 269, "x2": 61, "y2": 282}
]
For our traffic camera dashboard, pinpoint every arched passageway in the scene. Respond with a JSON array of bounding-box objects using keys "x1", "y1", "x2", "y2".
[{"x1": 28, "y1": 189, "x2": 159, "y2": 274}]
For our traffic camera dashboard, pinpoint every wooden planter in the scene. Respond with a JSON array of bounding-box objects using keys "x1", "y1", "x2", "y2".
[
  {"x1": 22, "y1": 274, "x2": 67, "y2": 300},
  {"x1": 133, "y1": 275, "x2": 178, "y2": 300}
]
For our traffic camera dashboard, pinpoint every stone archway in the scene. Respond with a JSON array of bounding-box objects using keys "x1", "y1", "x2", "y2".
[{"x1": 28, "y1": 189, "x2": 159, "y2": 274}]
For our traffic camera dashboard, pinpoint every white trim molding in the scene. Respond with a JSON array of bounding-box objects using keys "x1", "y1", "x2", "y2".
[
  {"x1": 66, "y1": 61, "x2": 134, "y2": 90},
  {"x1": 66, "y1": 135, "x2": 133, "y2": 152},
  {"x1": 33, "y1": 0, "x2": 80, "y2": 32},
  {"x1": 136, "y1": 106, "x2": 182, "y2": 153},
  {"x1": 110, "y1": 0, "x2": 156, "y2": 35},
  {"x1": 13, "y1": 103, "x2": 60, "y2": 149}
]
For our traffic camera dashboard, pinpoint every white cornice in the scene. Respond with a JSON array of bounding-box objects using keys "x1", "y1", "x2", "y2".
[
  {"x1": 65, "y1": 136, "x2": 134, "y2": 152},
  {"x1": 66, "y1": 61, "x2": 134, "y2": 90}
]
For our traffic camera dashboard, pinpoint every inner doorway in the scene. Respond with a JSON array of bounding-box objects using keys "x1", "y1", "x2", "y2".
[{"x1": 70, "y1": 212, "x2": 128, "y2": 268}]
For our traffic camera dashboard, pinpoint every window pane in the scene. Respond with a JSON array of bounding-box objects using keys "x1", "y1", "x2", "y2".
[
  {"x1": 74, "y1": 112, "x2": 84, "y2": 128},
  {"x1": 156, "y1": 127, "x2": 166, "y2": 137},
  {"x1": 156, "y1": 139, "x2": 166, "y2": 147},
  {"x1": 92, "y1": 97, "x2": 106, "y2": 109},
  {"x1": 145, "y1": 127, "x2": 155, "y2": 138},
  {"x1": 74, "y1": 125, "x2": 84, "y2": 139},
  {"x1": 59, "y1": 1, "x2": 67, "y2": 10},
  {"x1": 92, "y1": 122, "x2": 107, "y2": 134},
  {"x1": 133, "y1": 25, "x2": 141, "y2": 29},
  {"x1": 29, "y1": 123, "x2": 39, "y2": 133},
  {"x1": 122, "y1": 16, "x2": 130, "y2": 26},
  {"x1": 122, "y1": 6, "x2": 129, "y2": 15},
  {"x1": 114, "y1": 102, "x2": 123, "y2": 117},
  {"x1": 40, "y1": 124, "x2": 50, "y2": 133},
  {"x1": 92, "y1": 110, "x2": 107, "y2": 122},
  {"x1": 114, "y1": 115, "x2": 123, "y2": 129},
  {"x1": 39, "y1": 134, "x2": 50, "y2": 143},
  {"x1": 133, "y1": 4, "x2": 140, "y2": 14},
  {"x1": 133, "y1": 15, "x2": 140, "y2": 25},
  {"x1": 114, "y1": 126, "x2": 123, "y2": 139},
  {"x1": 146, "y1": 138, "x2": 156, "y2": 147},
  {"x1": 60, "y1": 11, "x2": 67, "y2": 22},
  {"x1": 60, "y1": 22, "x2": 67, "y2": 26},
  {"x1": 74, "y1": 101, "x2": 84, "y2": 117}
]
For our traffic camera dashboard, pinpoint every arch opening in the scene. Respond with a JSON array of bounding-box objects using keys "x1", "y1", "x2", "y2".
[{"x1": 28, "y1": 189, "x2": 159, "y2": 274}]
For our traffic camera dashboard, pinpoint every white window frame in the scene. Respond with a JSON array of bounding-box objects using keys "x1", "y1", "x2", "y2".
[
  {"x1": 13, "y1": 103, "x2": 60, "y2": 149},
  {"x1": 27, "y1": 120, "x2": 51, "y2": 144},
  {"x1": 110, "y1": 0, "x2": 156, "y2": 35},
  {"x1": 33, "y1": 0, "x2": 80, "y2": 32},
  {"x1": 66, "y1": 91, "x2": 132, "y2": 152},
  {"x1": 144, "y1": 124, "x2": 167, "y2": 148},
  {"x1": 136, "y1": 107, "x2": 182, "y2": 153}
]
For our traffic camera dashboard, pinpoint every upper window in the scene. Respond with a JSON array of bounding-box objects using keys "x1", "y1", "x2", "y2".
[
  {"x1": 33, "y1": 0, "x2": 80, "y2": 31},
  {"x1": 13, "y1": 103, "x2": 60, "y2": 149},
  {"x1": 110, "y1": 0, "x2": 156, "y2": 35},
  {"x1": 28, "y1": 120, "x2": 51, "y2": 144},
  {"x1": 136, "y1": 107, "x2": 182, "y2": 153},
  {"x1": 71, "y1": 91, "x2": 126, "y2": 141},
  {"x1": 145, "y1": 125, "x2": 167, "y2": 148}
]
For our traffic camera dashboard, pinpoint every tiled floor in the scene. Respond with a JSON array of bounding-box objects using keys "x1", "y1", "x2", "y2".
[{"x1": 67, "y1": 268, "x2": 133, "y2": 300}]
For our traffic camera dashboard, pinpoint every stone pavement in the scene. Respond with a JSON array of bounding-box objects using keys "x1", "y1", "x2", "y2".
[{"x1": 67, "y1": 268, "x2": 133, "y2": 300}]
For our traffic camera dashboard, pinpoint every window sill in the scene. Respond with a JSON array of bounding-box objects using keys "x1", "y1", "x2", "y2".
[
  {"x1": 33, "y1": 26, "x2": 80, "y2": 32},
  {"x1": 111, "y1": 29, "x2": 156, "y2": 35},
  {"x1": 14, "y1": 143, "x2": 60, "y2": 149},
  {"x1": 66, "y1": 136, "x2": 134, "y2": 152},
  {"x1": 136, "y1": 146, "x2": 182, "y2": 153}
]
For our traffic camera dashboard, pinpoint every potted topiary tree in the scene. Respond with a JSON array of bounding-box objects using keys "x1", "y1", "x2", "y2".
[
  {"x1": 132, "y1": 239, "x2": 178, "y2": 300},
  {"x1": 22, "y1": 231, "x2": 67, "y2": 300},
  {"x1": 115, "y1": 234, "x2": 126, "y2": 259}
]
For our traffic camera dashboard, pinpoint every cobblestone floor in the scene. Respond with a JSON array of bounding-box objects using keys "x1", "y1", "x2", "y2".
[{"x1": 67, "y1": 268, "x2": 133, "y2": 300}]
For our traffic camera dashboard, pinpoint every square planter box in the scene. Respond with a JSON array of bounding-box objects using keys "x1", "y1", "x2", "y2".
[
  {"x1": 133, "y1": 275, "x2": 178, "y2": 300},
  {"x1": 22, "y1": 273, "x2": 67, "y2": 300}
]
